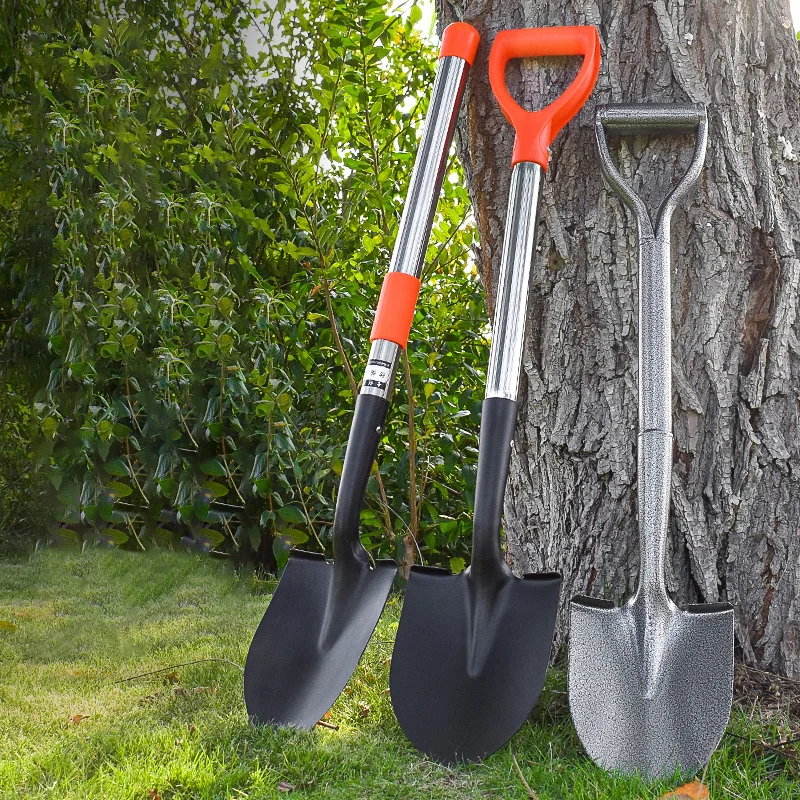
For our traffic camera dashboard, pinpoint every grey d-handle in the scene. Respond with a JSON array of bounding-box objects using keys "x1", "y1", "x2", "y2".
[{"x1": 595, "y1": 103, "x2": 707, "y2": 604}]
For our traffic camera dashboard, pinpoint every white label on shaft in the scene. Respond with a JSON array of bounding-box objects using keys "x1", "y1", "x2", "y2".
[{"x1": 364, "y1": 358, "x2": 392, "y2": 390}]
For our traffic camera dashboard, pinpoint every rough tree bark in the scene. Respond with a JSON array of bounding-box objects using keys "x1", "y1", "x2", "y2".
[{"x1": 438, "y1": 0, "x2": 800, "y2": 677}]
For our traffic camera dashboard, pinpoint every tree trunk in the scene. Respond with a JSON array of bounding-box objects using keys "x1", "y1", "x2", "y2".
[{"x1": 439, "y1": 0, "x2": 800, "y2": 677}]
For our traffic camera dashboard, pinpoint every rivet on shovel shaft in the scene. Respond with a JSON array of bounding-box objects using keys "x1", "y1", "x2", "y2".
[
  {"x1": 568, "y1": 104, "x2": 735, "y2": 779},
  {"x1": 390, "y1": 26, "x2": 600, "y2": 765},
  {"x1": 243, "y1": 24, "x2": 481, "y2": 730}
]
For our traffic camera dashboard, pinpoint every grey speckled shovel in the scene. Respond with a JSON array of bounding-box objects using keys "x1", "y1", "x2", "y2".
[{"x1": 568, "y1": 104, "x2": 735, "y2": 778}]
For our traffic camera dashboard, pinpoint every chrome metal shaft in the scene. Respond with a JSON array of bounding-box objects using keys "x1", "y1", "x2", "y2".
[
  {"x1": 485, "y1": 162, "x2": 543, "y2": 402},
  {"x1": 360, "y1": 55, "x2": 469, "y2": 400}
]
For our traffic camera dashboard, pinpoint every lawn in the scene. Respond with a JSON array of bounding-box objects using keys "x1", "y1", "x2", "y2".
[{"x1": 0, "y1": 549, "x2": 796, "y2": 799}]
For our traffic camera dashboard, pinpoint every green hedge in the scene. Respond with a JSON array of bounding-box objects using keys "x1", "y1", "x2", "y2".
[
  {"x1": 0, "y1": 0, "x2": 487, "y2": 571},
  {"x1": 0, "y1": 369, "x2": 50, "y2": 554}
]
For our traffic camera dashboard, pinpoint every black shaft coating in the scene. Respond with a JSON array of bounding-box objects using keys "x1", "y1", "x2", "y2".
[
  {"x1": 471, "y1": 396, "x2": 518, "y2": 578},
  {"x1": 332, "y1": 392, "x2": 389, "y2": 565}
]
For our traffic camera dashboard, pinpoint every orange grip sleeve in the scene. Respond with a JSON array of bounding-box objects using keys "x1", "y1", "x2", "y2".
[
  {"x1": 439, "y1": 22, "x2": 481, "y2": 66},
  {"x1": 370, "y1": 272, "x2": 422, "y2": 349}
]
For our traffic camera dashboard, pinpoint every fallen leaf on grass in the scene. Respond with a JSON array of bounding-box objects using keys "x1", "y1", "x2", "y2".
[
  {"x1": 165, "y1": 671, "x2": 180, "y2": 684},
  {"x1": 148, "y1": 790, "x2": 161, "y2": 800},
  {"x1": 277, "y1": 779, "x2": 314, "y2": 793},
  {"x1": 358, "y1": 701, "x2": 370, "y2": 718},
  {"x1": 0, "y1": 621, "x2": 17, "y2": 631},
  {"x1": 659, "y1": 781, "x2": 709, "y2": 800},
  {"x1": 70, "y1": 714, "x2": 89, "y2": 725}
]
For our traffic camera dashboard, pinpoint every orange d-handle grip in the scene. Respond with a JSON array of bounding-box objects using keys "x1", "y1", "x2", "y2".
[{"x1": 489, "y1": 27, "x2": 601, "y2": 169}]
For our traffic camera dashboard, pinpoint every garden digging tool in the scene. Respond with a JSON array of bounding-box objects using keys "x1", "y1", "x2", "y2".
[
  {"x1": 244, "y1": 23, "x2": 481, "y2": 729},
  {"x1": 390, "y1": 27, "x2": 600, "y2": 764},
  {"x1": 569, "y1": 104, "x2": 735, "y2": 778}
]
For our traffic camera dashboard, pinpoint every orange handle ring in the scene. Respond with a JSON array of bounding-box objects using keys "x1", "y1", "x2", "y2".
[{"x1": 489, "y1": 27, "x2": 601, "y2": 169}]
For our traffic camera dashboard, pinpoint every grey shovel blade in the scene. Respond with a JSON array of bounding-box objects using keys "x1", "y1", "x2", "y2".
[
  {"x1": 390, "y1": 566, "x2": 562, "y2": 763},
  {"x1": 568, "y1": 596, "x2": 734, "y2": 777},
  {"x1": 244, "y1": 550, "x2": 396, "y2": 729}
]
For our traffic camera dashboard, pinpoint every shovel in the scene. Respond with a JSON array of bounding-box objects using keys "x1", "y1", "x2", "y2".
[
  {"x1": 568, "y1": 104, "x2": 735, "y2": 777},
  {"x1": 243, "y1": 22, "x2": 481, "y2": 729},
  {"x1": 390, "y1": 27, "x2": 601, "y2": 764}
]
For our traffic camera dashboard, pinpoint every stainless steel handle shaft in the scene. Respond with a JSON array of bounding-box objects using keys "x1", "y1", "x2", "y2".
[
  {"x1": 360, "y1": 55, "x2": 470, "y2": 400},
  {"x1": 485, "y1": 162, "x2": 543, "y2": 401},
  {"x1": 389, "y1": 56, "x2": 469, "y2": 278}
]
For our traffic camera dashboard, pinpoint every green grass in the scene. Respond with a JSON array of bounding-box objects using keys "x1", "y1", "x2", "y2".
[{"x1": 0, "y1": 549, "x2": 796, "y2": 799}]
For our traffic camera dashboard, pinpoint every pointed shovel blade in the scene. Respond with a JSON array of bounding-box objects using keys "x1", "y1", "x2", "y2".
[
  {"x1": 390, "y1": 566, "x2": 561, "y2": 763},
  {"x1": 568, "y1": 596, "x2": 734, "y2": 777},
  {"x1": 244, "y1": 550, "x2": 396, "y2": 729}
]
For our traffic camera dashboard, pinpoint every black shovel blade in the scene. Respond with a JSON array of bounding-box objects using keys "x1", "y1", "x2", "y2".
[
  {"x1": 390, "y1": 566, "x2": 562, "y2": 763},
  {"x1": 244, "y1": 549, "x2": 396, "y2": 729}
]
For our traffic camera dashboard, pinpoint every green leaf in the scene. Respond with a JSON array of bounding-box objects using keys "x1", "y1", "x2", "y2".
[
  {"x1": 158, "y1": 478, "x2": 177, "y2": 497},
  {"x1": 248, "y1": 527, "x2": 262, "y2": 550},
  {"x1": 195, "y1": 529, "x2": 225, "y2": 548},
  {"x1": 105, "y1": 458, "x2": 131, "y2": 477},
  {"x1": 69, "y1": 362, "x2": 90, "y2": 380},
  {"x1": 280, "y1": 528, "x2": 309, "y2": 546},
  {"x1": 98, "y1": 500, "x2": 115, "y2": 522},
  {"x1": 277, "y1": 505, "x2": 305, "y2": 524},
  {"x1": 107, "y1": 481, "x2": 133, "y2": 499},
  {"x1": 300, "y1": 123, "x2": 321, "y2": 148},
  {"x1": 41, "y1": 417, "x2": 59, "y2": 438},
  {"x1": 449, "y1": 557, "x2": 466, "y2": 574},
  {"x1": 193, "y1": 499, "x2": 211, "y2": 521},
  {"x1": 49, "y1": 334, "x2": 67, "y2": 354},
  {"x1": 272, "y1": 536, "x2": 291, "y2": 570},
  {"x1": 200, "y1": 458, "x2": 227, "y2": 477},
  {"x1": 201, "y1": 481, "x2": 229, "y2": 498},
  {"x1": 101, "y1": 528, "x2": 129, "y2": 546},
  {"x1": 252, "y1": 477, "x2": 270, "y2": 496}
]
